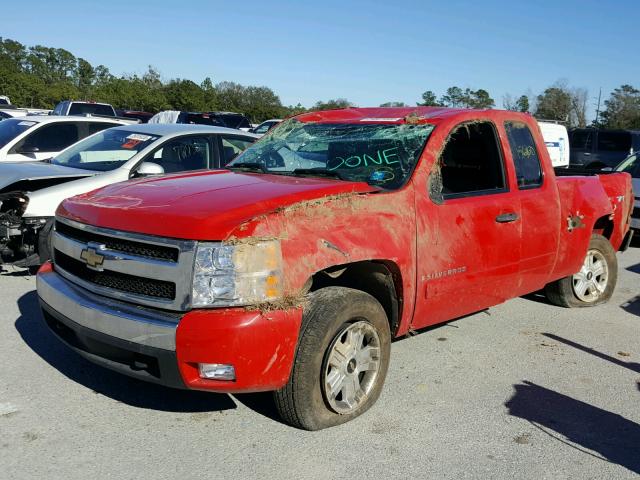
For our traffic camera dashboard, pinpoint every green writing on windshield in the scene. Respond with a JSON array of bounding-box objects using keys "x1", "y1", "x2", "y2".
[{"x1": 329, "y1": 147, "x2": 400, "y2": 170}]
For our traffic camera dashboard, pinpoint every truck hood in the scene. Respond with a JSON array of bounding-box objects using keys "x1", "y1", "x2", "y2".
[
  {"x1": 0, "y1": 161, "x2": 94, "y2": 191},
  {"x1": 59, "y1": 170, "x2": 377, "y2": 240}
]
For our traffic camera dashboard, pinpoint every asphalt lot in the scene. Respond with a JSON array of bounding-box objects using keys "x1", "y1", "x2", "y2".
[{"x1": 1, "y1": 246, "x2": 640, "y2": 480}]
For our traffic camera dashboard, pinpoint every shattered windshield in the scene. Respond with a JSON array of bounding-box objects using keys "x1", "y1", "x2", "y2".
[
  {"x1": 227, "y1": 119, "x2": 434, "y2": 189},
  {"x1": 52, "y1": 129, "x2": 160, "y2": 171}
]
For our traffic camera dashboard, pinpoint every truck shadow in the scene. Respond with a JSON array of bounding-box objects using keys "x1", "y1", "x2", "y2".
[
  {"x1": 14, "y1": 290, "x2": 237, "y2": 413},
  {"x1": 626, "y1": 262, "x2": 640, "y2": 274},
  {"x1": 621, "y1": 295, "x2": 640, "y2": 316},
  {"x1": 505, "y1": 381, "x2": 640, "y2": 475},
  {"x1": 542, "y1": 333, "x2": 640, "y2": 374}
]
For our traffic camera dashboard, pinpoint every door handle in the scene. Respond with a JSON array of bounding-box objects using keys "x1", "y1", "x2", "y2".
[{"x1": 496, "y1": 212, "x2": 519, "y2": 223}]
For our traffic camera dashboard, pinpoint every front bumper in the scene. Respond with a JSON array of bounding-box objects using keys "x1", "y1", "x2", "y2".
[{"x1": 37, "y1": 264, "x2": 303, "y2": 392}]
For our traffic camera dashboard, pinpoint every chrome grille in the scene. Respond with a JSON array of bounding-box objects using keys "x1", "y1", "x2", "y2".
[
  {"x1": 52, "y1": 217, "x2": 196, "y2": 311},
  {"x1": 55, "y1": 221, "x2": 179, "y2": 262}
]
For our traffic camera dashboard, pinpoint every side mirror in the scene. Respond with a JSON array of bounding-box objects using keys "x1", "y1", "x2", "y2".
[
  {"x1": 136, "y1": 162, "x2": 165, "y2": 176},
  {"x1": 18, "y1": 145, "x2": 40, "y2": 154}
]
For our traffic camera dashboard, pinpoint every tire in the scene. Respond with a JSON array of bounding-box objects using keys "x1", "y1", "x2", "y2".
[
  {"x1": 544, "y1": 234, "x2": 617, "y2": 308},
  {"x1": 37, "y1": 218, "x2": 55, "y2": 264},
  {"x1": 274, "y1": 287, "x2": 391, "y2": 430}
]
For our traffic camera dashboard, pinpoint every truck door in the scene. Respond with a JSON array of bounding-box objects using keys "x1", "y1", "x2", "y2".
[
  {"x1": 503, "y1": 121, "x2": 561, "y2": 295},
  {"x1": 412, "y1": 121, "x2": 521, "y2": 329}
]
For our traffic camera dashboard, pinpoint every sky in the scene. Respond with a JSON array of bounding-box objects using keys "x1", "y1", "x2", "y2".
[{"x1": 2, "y1": 0, "x2": 638, "y2": 119}]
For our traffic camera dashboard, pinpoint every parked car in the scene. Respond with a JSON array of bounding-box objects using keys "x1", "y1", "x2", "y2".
[
  {"x1": 149, "y1": 110, "x2": 252, "y2": 130},
  {"x1": 0, "y1": 108, "x2": 28, "y2": 120},
  {"x1": 538, "y1": 121, "x2": 569, "y2": 168},
  {"x1": 0, "y1": 96, "x2": 11, "y2": 106},
  {"x1": 52, "y1": 100, "x2": 117, "y2": 117},
  {"x1": 614, "y1": 152, "x2": 640, "y2": 230},
  {"x1": 250, "y1": 119, "x2": 282, "y2": 136},
  {"x1": 36, "y1": 107, "x2": 633, "y2": 430},
  {"x1": 569, "y1": 128, "x2": 640, "y2": 169},
  {"x1": 116, "y1": 110, "x2": 155, "y2": 123},
  {"x1": 0, "y1": 116, "x2": 129, "y2": 162},
  {"x1": 0, "y1": 106, "x2": 52, "y2": 120},
  {"x1": 0, "y1": 123, "x2": 257, "y2": 266}
]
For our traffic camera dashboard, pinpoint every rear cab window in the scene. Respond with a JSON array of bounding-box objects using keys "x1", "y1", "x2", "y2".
[
  {"x1": 505, "y1": 122, "x2": 543, "y2": 189},
  {"x1": 69, "y1": 103, "x2": 116, "y2": 116}
]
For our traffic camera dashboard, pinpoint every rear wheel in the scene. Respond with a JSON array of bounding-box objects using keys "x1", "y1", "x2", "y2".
[
  {"x1": 544, "y1": 234, "x2": 617, "y2": 307},
  {"x1": 274, "y1": 287, "x2": 391, "y2": 430}
]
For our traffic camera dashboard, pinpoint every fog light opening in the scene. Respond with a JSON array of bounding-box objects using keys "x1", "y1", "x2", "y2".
[{"x1": 198, "y1": 363, "x2": 236, "y2": 381}]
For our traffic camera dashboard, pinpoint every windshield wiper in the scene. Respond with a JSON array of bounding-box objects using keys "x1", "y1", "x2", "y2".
[
  {"x1": 227, "y1": 162, "x2": 268, "y2": 173},
  {"x1": 290, "y1": 168, "x2": 346, "y2": 180}
]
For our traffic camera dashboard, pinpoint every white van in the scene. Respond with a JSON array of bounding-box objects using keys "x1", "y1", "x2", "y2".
[{"x1": 538, "y1": 121, "x2": 569, "y2": 168}]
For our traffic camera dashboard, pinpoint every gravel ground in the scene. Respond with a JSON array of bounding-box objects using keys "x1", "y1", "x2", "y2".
[{"x1": 1, "y1": 246, "x2": 639, "y2": 480}]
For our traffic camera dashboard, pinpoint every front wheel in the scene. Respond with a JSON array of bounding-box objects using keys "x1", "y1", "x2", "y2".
[
  {"x1": 544, "y1": 234, "x2": 617, "y2": 307},
  {"x1": 274, "y1": 287, "x2": 391, "y2": 430}
]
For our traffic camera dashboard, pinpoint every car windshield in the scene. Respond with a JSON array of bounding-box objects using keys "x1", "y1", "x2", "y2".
[
  {"x1": 0, "y1": 118, "x2": 37, "y2": 148},
  {"x1": 52, "y1": 129, "x2": 160, "y2": 171},
  {"x1": 615, "y1": 153, "x2": 638, "y2": 175},
  {"x1": 228, "y1": 119, "x2": 434, "y2": 189}
]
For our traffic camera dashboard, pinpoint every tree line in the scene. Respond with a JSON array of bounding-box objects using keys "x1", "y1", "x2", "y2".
[{"x1": 1, "y1": 37, "x2": 638, "y2": 128}]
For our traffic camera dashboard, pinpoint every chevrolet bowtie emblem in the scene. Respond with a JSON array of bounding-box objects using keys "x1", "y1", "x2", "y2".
[{"x1": 80, "y1": 246, "x2": 106, "y2": 270}]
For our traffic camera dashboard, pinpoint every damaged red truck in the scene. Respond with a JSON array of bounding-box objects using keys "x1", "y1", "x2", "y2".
[{"x1": 37, "y1": 107, "x2": 634, "y2": 430}]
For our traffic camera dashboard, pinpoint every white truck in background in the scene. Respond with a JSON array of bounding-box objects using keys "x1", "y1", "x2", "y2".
[{"x1": 538, "y1": 121, "x2": 570, "y2": 168}]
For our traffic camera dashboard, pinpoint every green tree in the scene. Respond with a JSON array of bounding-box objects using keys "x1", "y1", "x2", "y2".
[
  {"x1": 312, "y1": 98, "x2": 353, "y2": 111},
  {"x1": 440, "y1": 86, "x2": 465, "y2": 107},
  {"x1": 535, "y1": 86, "x2": 572, "y2": 122},
  {"x1": 164, "y1": 79, "x2": 207, "y2": 111},
  {"x1": 515, "y1": 95, "x2": 529, "y2": 113},
  {"x1": 600, "y1": 85, "x2": 640, "y2": 129},
  {"x1": 75, "y1": 58, "x2": 95, "y2": 97},
  {"x1": 380, "y1": 101, "x2": 407, "y2": 107},
  {"x1": 417, "y1": 90, "x2": 441, "y2": 106},
  {"x1": 464, "y1": 88, "x2": 494, "y2": 109}
]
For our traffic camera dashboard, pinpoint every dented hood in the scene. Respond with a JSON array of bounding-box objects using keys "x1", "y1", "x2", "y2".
[
  {"x1": 0, "y1": 161, "x2": 93, "y2": 191},
  {"x1": 59, "y1": 170, "x2": 376, "y2": 240}
]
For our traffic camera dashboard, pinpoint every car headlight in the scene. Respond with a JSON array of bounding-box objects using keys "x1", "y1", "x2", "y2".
[
  {"x1": 192, "y1": 240, "x2": 283, "y2": 307},
  {"x1": 23, "y1": 216, "x2": 51, "y2": 226}
]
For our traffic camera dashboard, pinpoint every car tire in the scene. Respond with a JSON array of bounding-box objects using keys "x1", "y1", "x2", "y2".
[
  {"x1": 544, "y1": 234, "x2": 617, "y2": 308},
  {"x1": 274, "y1": 286, "x2": 391, "y2": 430}
]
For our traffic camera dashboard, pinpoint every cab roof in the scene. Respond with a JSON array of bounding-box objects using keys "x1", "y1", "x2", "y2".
[{"x1": 295, "y1": 106, "x2": 532, "y2": 125}]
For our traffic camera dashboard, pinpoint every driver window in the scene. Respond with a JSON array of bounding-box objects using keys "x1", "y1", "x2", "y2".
[
  {"x1": 436, "y1": 121, "x2": 506, "y2": 198},
  {"x1": 150, "y1": 136, "x2": 210, "y2": 173}
]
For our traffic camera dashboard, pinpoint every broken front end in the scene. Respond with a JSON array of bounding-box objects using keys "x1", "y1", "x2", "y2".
[{"x1": 0, "y1": 193, "x2": 50, "y2": 267}]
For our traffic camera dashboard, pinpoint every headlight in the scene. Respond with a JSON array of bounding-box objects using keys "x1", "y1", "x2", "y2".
[
  {"x1": 192, "y1": 239, "x2": 283, "y2": 307},
  {"x1": 23, "y1": 216, "x2": 51, "y2": 226}
]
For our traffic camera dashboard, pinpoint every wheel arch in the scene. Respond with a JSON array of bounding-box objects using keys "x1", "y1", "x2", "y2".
[
  {"x1": 305, "y1": 260, "x2": 403, "y2": 335},
  {"x1": 593, "y1": 214, "x2": 614, "y2": 240}
]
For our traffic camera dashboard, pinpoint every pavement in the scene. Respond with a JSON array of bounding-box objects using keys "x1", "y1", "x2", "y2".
[{"x1": 1, "y1": 246, "x2": 640, "y2": 480}]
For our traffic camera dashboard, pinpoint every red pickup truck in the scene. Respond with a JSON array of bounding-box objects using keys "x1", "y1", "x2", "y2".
[{"x1": 37, "y1": 107, "x2": 634, "y2": 430}]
